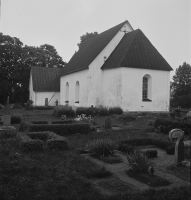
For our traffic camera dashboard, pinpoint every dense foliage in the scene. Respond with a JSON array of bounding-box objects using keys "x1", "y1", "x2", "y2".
[
  {"x1": 0, "y1": 33, "x2": 66, "y2": 105},
  {"x1": 77, "y1": 32, "x2": 98, "y2": 49},
  {"x1": 170, "y1": 62, "x2": 191, "y2": 108}
]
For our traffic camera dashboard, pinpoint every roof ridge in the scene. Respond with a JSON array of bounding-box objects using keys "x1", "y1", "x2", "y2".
[{"x1": 117, "y1": 29, "x2": 139, "y2": 68}]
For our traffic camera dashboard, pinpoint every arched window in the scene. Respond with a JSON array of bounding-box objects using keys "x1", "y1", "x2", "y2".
[
  {"x1": 65, "y1": 82, "x2": 69, "y2": 103},
  {"x1": 142, "y1": 74, "x2": 152, "y2": 101},
  {"x1": 75, "y1": 81, "x2": 80, "y2": 103}
]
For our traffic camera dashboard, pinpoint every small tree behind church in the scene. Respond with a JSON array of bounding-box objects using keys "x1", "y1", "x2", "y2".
[{"x1": 170, "y1": 62, "x2": 191, "y2": 109}]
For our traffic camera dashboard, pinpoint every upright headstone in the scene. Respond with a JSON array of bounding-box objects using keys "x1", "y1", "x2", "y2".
[
  {"x1": 45, "y1": 98, "x2": 48, "y2": 106},
  {"x1": 105, "y1": 117, "x2": 111, "y2": 129},
  {"x1": 169, "y1": 129, "x2": 184, "y2": 142},
  {"x1": 175, "y1": 138, "x2": 185, "y2": 165},
  {"x1": 7, "y1": 96, "x2": 9, "y2": 108},
  {"x1": 3, "y1": 115, "x2": 11, "y2": 126}
]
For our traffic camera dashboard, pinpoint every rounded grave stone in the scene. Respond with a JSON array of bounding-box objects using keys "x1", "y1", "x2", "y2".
[{"x1": 169, "y1": 129, "x2": 184, "y2": 141}]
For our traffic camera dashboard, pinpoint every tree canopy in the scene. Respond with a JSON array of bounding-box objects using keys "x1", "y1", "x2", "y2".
[
  {"x1": 170, "y1": 62, "x2": 191, "y2": 108},
  {"x1": 0, "y1": 33, "x2": 66, "y2": 104},
  {"x1": 77, "y1": 32, "x2": 98, "y2": 49}
]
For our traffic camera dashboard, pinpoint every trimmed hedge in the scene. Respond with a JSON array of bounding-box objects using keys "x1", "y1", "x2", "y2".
[
  {"x1": 31, "y1": 121, "x2": 48, "y2": 124},
  {"x1": 52, "y1": 120, "x2": 74, "y2": 124},
  {"x1": 76, "y1": 107, "x2": 97, "y2": 116},
  {"x1": 29, "y1": 123, "x2": 91, "y2": 136},
  {"x1": 17, "y1": 131, "x2": 69, "y2": 152},
  {"x1": 33, "y1": 106, "x2": 54, "y2": 110},
  {"x1": 154, "y1": 117, "x2": 191, "y2": 135},
  {"x1": 53, "y1": 106, "x2": 75, "y2": 117},
  {"x1": 142, "y1": 149, "x2": 158, "y2": 158},
  {"x1": 120, "y1": 138, "x2": 175, "y2": 155},
  {"x1": 109, "y1": 107, "x2": 123, "y2": 115},
  {"x1": 11, "y1": 114, "x2": 22, "y2": 124}
]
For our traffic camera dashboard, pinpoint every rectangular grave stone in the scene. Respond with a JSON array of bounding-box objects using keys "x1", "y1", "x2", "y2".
[
  {"x1": 45, "y1": 98, "x2": 48, "y2": 106},
  {"x1": 72, "y1": 106, "x2": 77, "y2": 113},
  {"x1": 105, "y1": 117, "x2": 111, "y2": 129},
  {"x1": 3, "y1": 115, "x2": 11, "y2": 126}
]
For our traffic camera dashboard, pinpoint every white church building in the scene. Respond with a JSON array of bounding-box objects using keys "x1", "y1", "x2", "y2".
[{"x1": 29, "y1": 20, "x2": 173, "y2": 111}]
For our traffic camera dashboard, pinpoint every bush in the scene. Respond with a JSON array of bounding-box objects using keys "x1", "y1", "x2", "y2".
[
  {"x1": 18, "y1": 133, "x2": 44, "y2": 152},
  {"x1": 97, "y1": 107, "x2": 109, "y2": 116},
  {"x1": 166, "y1": 145, "x2": 175, "y2": 155},
  {"x1": 18, "y1": 131, "x2": 69, "y2": 152},
  {"x1": 117, "y1": 113, "x2": 136, "y2": 122},
  {"x1": 13, "y1": 103, "x2": 23, "y2": 109},
  {"x1": 31, "y1": 121, "x2": 48, "y2": 124},
  {"x1": 11, "y1": 114, "x2": 22, "y2": 124},
  {"x1": 19, "y1": 121, "x2": 30, "y2": 132},
  {"x1": 85, "y1": 139, "x2": 118, "y2": 157},
  {"x1": 154, "y1": 117, "x2": 191, "y2": 135},
  {"x1": 53, "y1": 106, "x2": 75, "y2": 117},
  {"x1": 33, "y1": 106, "x2": 54, "y2": 110},
  {"x1": 76, "y1": 107, "x2": 97, "y2": 116},
  {"x1": 142, "y1": 149, "x2": 158, "y2": 158},
  {"x1": 126, "y1": 149, "x2": 151, "y2": 173},
  {"x1": 52, "y1": 120, "x2": 74, "y2": 124},
  {"x1": 47, "y1": 138, "x2": 69, "y2": 150},
  {"x1": 109, "y1": 107, "x2": 123, "y2": 115},
  {"x1": 0, "y1": 127, "x2": 17, "y2": 139},
  {"x1": 29, "y1": 123, "x2": 91, "y2": 136},
  {"x1": 24, "y1": 99, "x2": 34, "y2": 110},
  {"x1": 118, "y1": 143, "x2": 135, "y2": 154},
  {"x1": 121, "y1": 138, "x2": 175, "y2": 151}
]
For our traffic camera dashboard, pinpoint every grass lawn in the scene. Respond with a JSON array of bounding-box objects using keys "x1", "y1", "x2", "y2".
[{"x1": 0, "y1": 108, "x2": 190, "y2": 200}]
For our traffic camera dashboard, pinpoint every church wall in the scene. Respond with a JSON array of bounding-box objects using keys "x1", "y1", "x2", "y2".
[
  {"x1": 34, "y1": 92, "x2": 60, "y2": 106},
  {"x1": 121, "y1": 67, "x2": 170, "y2": 111},
  {"x1": 60, "y1": 69, "x2": 89, "y2": 106},
  {"x1": 102, "y1": 68, "x2": 123, "y2": 107},
  {"x1": 87, "y1": 22, "x2": 133, "y2": 107}
]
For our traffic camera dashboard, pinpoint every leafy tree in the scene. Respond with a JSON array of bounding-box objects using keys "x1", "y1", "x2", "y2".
[
  {"x1": 170, "y1": 62, "x2": 191, "y2": 108},
  {"x1": 0, "y1": 33, "x2": 66, "y2": 104},
  {"x1": 77, "y1": 32, "x2": 98, "y2": 49}
]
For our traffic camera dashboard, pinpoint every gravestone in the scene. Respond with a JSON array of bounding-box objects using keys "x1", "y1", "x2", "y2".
[
  {"x1": 175, "y1": 138, "x2": 185, "y2": 165},
  {"x1": 45, "y1": 98, "x2": 48, "y2": 106},
  {"x1": 3, "y1": 115, "x2": 11, "y2": 126},
  {"x1": 169, "y1": 129, "x2": 184, "y2": 142},
  {"x1": 105, "y1": 117, "x2": 111, "y2": 129}
]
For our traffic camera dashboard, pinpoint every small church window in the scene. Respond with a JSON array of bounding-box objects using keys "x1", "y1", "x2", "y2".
[
  {"x1": 142, "y1": 77, "x2": 148, "y2": 99},
  {"x1": 75, "y1": 81, "x2": 80, "y2": 103},
  {"x1": 142, "y1": 75, "x2": 152, "y2": 101},
  {"x1": 65, "y1": 82, "x2": 69, "y2": 103}
]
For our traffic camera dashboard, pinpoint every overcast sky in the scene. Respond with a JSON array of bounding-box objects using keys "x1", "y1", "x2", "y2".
[{"x1": 1, "y1": 0, "x2": 191, "y2": 79}]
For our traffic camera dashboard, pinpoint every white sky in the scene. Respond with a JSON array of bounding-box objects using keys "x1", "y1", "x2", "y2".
[{"x1": 1, "y1": 0, "x2": 191, "y2": 79}]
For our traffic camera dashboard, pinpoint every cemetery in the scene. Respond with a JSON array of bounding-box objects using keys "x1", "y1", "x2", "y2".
[{"x1": 0, "y1": 105, "x2": 190, "y2": 200}]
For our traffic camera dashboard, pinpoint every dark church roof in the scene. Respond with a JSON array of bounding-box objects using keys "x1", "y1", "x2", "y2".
[
  {"x1": 31, "y1": 66, "x2": 61, "y2": 92},
  {"x1": 101, "y1": 29, "x2": 173, "y2": 71},
  {"x1": 61, "y1": 21, "x2": 131, "y2": 76}
]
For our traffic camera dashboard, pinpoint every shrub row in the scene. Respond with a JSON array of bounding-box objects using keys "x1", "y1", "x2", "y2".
[
  {"x1": 154, "y1": 117, "x2": 191, "y2": 135},
  {"x1": 29, "y1": 123, "x2": 91, "y2": 136},
  {"x1": 52, "y1": 120, "x2": 74, "y2": 124},
  {"x1": 33, "y1": 106, "x2": 54, "y2": 110},
  {"x1": 120, "y1": 138, "x2": 175, "y2": 155},
  {"x1": 53, "y1": 106, "x2": 123, "y2": 117},
  {"x1": 11, "y1": 114, "x2": 22, "y2": 124},
  {"x1": 17, "y1": 131, "x2": 69, "y2": 152},
  {"x1": 142, "y1": 149, "x2": 158, "y2": 158},
  {"x1": 31, "y1": 121, "x2": 48, "y2": 124}
]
